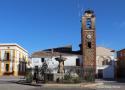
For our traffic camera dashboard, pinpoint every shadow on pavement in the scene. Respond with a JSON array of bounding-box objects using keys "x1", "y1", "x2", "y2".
[
  {"x1": 116, "y1": 78, "x2": 125, "y2": 83},
  {"x1": 27, "y1": 87, "x2": 96, "y2": 90},
  {"x1": 7, "y1": 80, "x2": 43, "y2": 87}
]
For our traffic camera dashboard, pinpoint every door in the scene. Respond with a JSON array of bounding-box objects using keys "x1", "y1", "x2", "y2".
[
  {"x1": 98, "y1": 69, "x2": 103, "y2": 78},
  {"x1": 6, "y1": 64, "x2": 9, "y2": 72}
]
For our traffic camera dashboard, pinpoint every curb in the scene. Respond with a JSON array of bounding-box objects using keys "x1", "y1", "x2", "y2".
[
  {"x1": 17, "y1": 82, "x2": 42, "y2": 87},
  {"x1": 83, "y1": 83, "x2": 104, "y2": 88},
  {"x1": 17, "y1": 82, "x2": 104, "y2": 88}
]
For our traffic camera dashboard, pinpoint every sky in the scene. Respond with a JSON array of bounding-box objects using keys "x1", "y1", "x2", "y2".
[{"x1": 0, "y1": 0, "x2": 125, "y2": 54}]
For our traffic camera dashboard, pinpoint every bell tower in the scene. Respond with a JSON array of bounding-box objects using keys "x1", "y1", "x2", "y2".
[{"x1": 81, "y1": 10, "x2": 96, "y2": 80}]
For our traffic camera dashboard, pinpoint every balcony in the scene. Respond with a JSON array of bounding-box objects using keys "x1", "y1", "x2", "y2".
[{"x1": 0, "y1": 59, "x2": 14, "y2": 62}]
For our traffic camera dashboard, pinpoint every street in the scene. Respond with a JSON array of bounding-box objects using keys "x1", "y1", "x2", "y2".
[
  {"x1": 0, "y1": 78, "x2": 94, "y2": 90},
  {"x1": 0, "y1": 78, "x2": 125, "y2": 90},
  {"x1": 96, "y1": 79, "x2": 125, "y2": 90},
  {"x1": 0, "y1": 82, "x2": 94, "y2": 90}
]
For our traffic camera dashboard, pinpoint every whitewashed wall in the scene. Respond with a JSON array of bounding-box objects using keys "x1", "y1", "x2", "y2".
[
  {"x1": 31, "y1": 55, "x2": 82, "y2": 73},
  {"x1": 96, "y1": 47, "x2": 115, "y2": 79},
  {"x1": 31, "y1": 58, "x2": 43, "y2": 68},
  {"x1": 103, "y1": 62, "x2": 115, "y2": 79}
]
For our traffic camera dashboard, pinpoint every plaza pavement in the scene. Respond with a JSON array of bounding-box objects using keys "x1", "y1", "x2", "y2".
[
  {"x1": 0, "y1": 76, "x2": 95, "y2": 90},
  {"x1": 0, "y1": 76, "x2": 125, "y2": 90}
]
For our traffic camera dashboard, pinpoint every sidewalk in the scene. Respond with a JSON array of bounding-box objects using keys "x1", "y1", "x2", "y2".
[
  {"x1": 0, "y1": 76, "x2": 104, "y2": 88},
  {"x1": 43, "y1": 83, "x2": 104, "y2": 88},
  {"x1": 0, "y1": 76, "x2": 25, "y2": 81}
]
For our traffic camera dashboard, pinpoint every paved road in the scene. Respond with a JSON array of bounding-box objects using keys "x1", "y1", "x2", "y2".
[
  {"x1": 96, "y1": 79, "x2": 125, "y2": 90},
  {"x1": 0, "y1": 78, "x2": 125, "y2": 90},
  {"x1": 29, "y1": 87, "x2": 95, "y2": 90},
  {"x1": 0, "y1": 78, "x2": 94, "y2": 90},
  {"x1": 0, "y1": 82, "x2": 94, "y2": 90}
]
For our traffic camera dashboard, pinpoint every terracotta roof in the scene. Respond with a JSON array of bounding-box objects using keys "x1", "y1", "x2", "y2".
[
  {"x1": 31, "y1": 51, "x2": 80, "y2": 58},
  {"x1": 117, "y1": 48, "x2": 125, "y2": 52}
]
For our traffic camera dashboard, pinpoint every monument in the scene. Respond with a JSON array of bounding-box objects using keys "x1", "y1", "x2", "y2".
[{"x1": 55, "y1": 55, "x2": 67, "y2": 82}]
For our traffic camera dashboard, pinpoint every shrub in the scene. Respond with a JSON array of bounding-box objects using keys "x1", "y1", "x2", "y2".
[
  {"x1": 63, "y1": 74, "x2": 81, "y2": 83},
  {"x1": 26, "y1": 70, "x2": 33, "y2": 83},
  {"x1": 73, "y1": 77, "x2": 81, "y2": 83}
]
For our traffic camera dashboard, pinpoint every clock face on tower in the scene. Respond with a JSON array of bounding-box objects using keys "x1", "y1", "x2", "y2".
[{"x1": 87, "y1": 34, "x2": 92, "y2": 39}]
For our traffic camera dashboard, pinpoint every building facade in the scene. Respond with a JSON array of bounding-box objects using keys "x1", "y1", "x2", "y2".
[
  {"x1": 30, "y1": 46, "x2": 115, "y2": 79},
  {"x1": 31, "y1": 46, "x2": 82, "y2": 74},
  {"x1": 0, "y1": 43, "x2": 28, "y2": 76},
  {"x1": 117, "y1": 49, "x2": 125, "y2": 78},
  {"x1": 96, "y1": 47, "x2": 115, "y2": 79}
]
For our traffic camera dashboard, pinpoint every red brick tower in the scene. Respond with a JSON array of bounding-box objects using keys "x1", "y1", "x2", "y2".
[{"x1": 81, "y1": 10, "x2": 96, "y2": 81}]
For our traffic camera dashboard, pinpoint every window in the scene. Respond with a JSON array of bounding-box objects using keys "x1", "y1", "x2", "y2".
[
  {"x1": 19, "y1": 62, "x2": 26, "y2": 73},
  {"x1": 22, "y1": 62, "x2": 26, "y2": 72},
  {"x1": 41, "y1": 58, "x2": 45, "y2": 62},
  {"x1": 6, "y1": 64, "x2": 9, "y2": 72},
  {"x1": 76, "y1": 58, "x2": 80, "y2": 66},
  {"x1": 106, "y1": 59, "x2": 109, "y2": 65},
  {"x1": 4, "y1": 52, "x2": 10, "y2": 60},
  {"x1": 121, "y1": 52, "x2": 123, "y2": 57},
  {"x1": 117, "y1": 52, "x2": 120, "y2": 57},
  {"x1": 86, "y1": 18, "x2": 92, "y2": 29},
  {"x1": 102, "y1": 61, "x2": 105, "y2": 65},
  {"x1": 102, "y1": 60, "x2": 107, "y2": 65},
  {"x1": 7, "y1": 53, "x2": 10, "y2": 60},
  {"x1": 87, "y1": 42, "x2": 92, "y2": 48},
  {"x1": 102, "y1": 59, "x2": 111, "y2": 65},
  {"x1": 19, "y1": 63, "x2": 21, "y2": 72}
]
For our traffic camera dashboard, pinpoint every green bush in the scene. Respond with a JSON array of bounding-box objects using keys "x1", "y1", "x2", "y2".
[
  {"x1": 64, "y1": 74, "x2": 72, "y2": 80},
  {"x1": 84, "y1": 68, "x2": 95, "y2": 82},
  {"x1": 63, "y1": 74, "x2": 81, "y2": 83},
  {"x1": 26, "y1": 70, "x2": 33, "y2": 83},
  {"x1": 73, "y1": 77, "x2": 81, "y2": 83}
]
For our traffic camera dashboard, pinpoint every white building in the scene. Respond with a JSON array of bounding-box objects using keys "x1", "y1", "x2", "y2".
[
  {"x1": 30, "y1": 46, "x2": 115, "y2": 79},
  {"x1": 96, "y1": 47, "x2": 115, "y2": 79},
  {"x1": 31, "y1": 51, "x2": 82, "y2": 74}
]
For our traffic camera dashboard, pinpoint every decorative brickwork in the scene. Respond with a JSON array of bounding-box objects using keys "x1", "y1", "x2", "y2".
[{"x1": 81, "y1": 10, "x2": 96, "y2": 81}]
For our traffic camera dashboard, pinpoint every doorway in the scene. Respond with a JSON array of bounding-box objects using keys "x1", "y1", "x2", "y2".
[
  {"x1": 98, "y1": 69, "x2": 103, "y2": 78},
  {"x1": 6, "y1": 64, "x2": 9, "y2": 72}
]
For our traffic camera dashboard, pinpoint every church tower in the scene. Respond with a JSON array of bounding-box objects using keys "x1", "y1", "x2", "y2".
[{"x1": 81, "y1": 10, "x2": 96, "y2": 80}]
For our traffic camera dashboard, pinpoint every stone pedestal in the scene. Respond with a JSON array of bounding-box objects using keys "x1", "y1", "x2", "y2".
[{"x1": 53, "y1": 73, "x2": 64, "y2": 82}]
